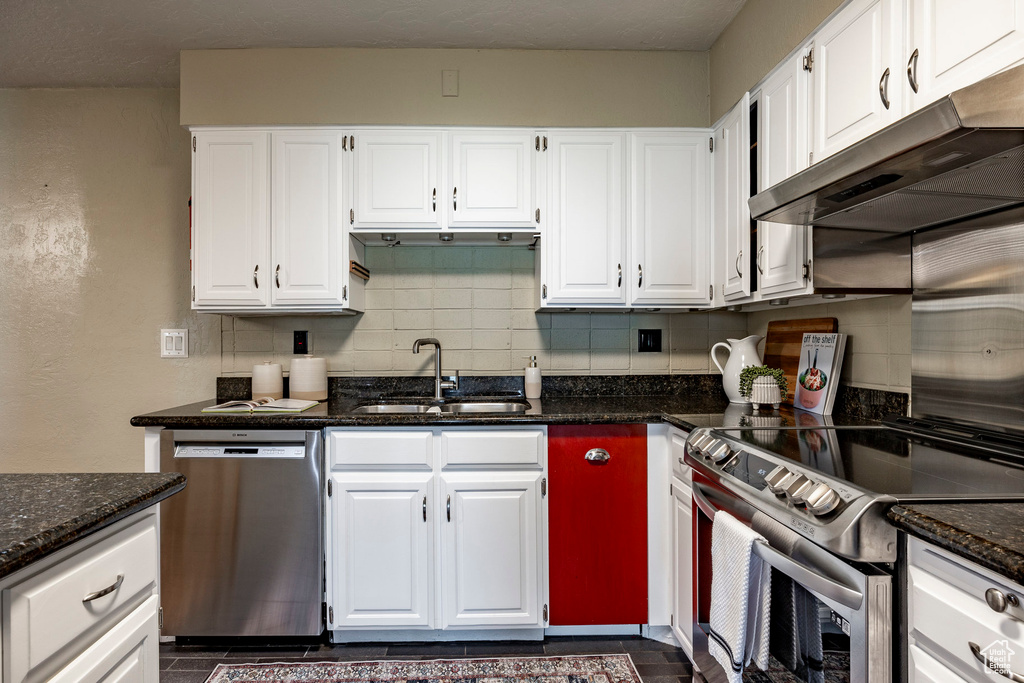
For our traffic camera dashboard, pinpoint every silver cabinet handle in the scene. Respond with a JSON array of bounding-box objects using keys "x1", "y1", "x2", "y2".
[
  {"x1": 735, "y1": 250, "x2": 743, "y2": 277},
  {"x1": 879, "y1": 67, "x2": 891, "y2": 109},
  {"x1": 83, "y1": 574, "x2": 123, "y2": 603},
  {"x1": 446, "y1": 494, "x2": 451, "y2": 522},
  {"x1": 678, "y1": 457, "x2": 684, "y2": 464},
  {"x1": 907, "y1": 48, "x2": 919, "y2": 93},
  {"x1": 453, "y1": 187, "x2": 457, "y2": 211},
  {"x1": 432, "y1": 188, "x2": 437, "y2": 212},
  {"x1": 423, "y1": 496, "x2": 427, "y2": 522},
  {"x1": 617, "y1": 264, "x2": 622, "y2": 287},
  {"x1": 275, "y1": 264, "x2": 281, "y2": 288},
  {"x1": 757, "y1": 246, "x2": 764, "y2": 274},
  {"x1": 637, "y1": 264, "x2": 643, "y2": 288},
  {"x1": 585, "y1": 448, "x2": 611, "y2": 463},
  {"x1": 253, "y1": 264, "x2": 259, "y2": 289},
  {"x1": 970, "y1": 642, "x2": 1024, "y2": 682}
]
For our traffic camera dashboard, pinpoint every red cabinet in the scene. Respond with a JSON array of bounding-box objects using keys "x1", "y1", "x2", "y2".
[{"x1": 547, "y1": 424, "x2": 648, "y2": 625}]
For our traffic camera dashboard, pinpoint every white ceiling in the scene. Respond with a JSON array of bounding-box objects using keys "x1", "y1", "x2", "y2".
[{"x1": 0, "y1": 0, "x2": 746, "y2": 88}]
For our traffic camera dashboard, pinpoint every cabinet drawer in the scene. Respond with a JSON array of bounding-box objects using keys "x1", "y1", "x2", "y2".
[
  {"x1": 329, "y1": 429, "x2": 433, "y2": 469},
  {"x1": 909, "y1": 540, "x2": 1024, "y2": 682},
  {"x1": 440, "y1": 429, "x2": 545, "y2": 467},
  {"x1": 4, "y1": 513, "x2": 158, "y2": 683}
]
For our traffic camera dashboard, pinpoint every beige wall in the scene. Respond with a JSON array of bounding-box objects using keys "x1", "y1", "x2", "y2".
[
  {"x1": 180, "y1": 48, "x2": 711, "y2": 127},
  {"x1": 222, "y1": 246, "x2": 748, "y2": 377},
  {"x1": 0, "y1": 89, "x2": 220, "y2": 472},
  {"x1": 709, "y1": 0, "x2": 842, "y2": 122}
]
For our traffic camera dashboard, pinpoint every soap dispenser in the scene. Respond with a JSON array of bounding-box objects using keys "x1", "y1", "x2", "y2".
[{"x1": 523, "y1": 355, "x2": 541, "y2": 399}]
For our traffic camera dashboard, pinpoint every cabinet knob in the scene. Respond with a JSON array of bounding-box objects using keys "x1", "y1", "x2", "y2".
[
  {"x1": 585, "y1": 448, "x2": 611, "y2": 463},
  {"x1": 986, "y1": 587, "x2": 1020, "y2": 613}
]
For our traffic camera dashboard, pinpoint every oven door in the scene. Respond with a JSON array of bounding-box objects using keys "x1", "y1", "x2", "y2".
[{"x1": 690, "y1": 472, "x2": 892, "y2": 682}]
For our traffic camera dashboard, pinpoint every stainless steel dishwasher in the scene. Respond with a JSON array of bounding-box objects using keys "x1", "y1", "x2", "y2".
[{"x1": 159, "y1": 429, "x2": 323, "y2": 637}]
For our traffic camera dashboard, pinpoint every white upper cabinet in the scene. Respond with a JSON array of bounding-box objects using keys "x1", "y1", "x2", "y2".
[
  {"x1": 272, "y1": 132, "x2": 346, "y2": 306},
  {"x1": 714, "y1": 94, "x2": 751, "y2": 301},
  {"x1": 630, "y1": 132, "x2": 712, "y2": 306},
  {"x1": 542, "y1": 132, "x2": 628, "y2": 306},
  {"x1": 758, "y1": 49, "x2": 812, "y2": 297},
  {"x1": 448, "y1": 132, "x2": 538, "y2": 229},
  {"x1": 352, "y1": 131, "x2": 444, "y2": 230},
  {"x1": 192, "y1": 131, "x2": 270, "y2": 308},
  {"x1": 906, "y1": 0, "x2": 1024, "y2": 111},
  {"x1": 811, "y1": 0, "x2": 903, "y2": 162}
]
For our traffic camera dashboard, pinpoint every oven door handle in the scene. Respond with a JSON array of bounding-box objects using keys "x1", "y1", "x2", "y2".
[{"x1": 692, "y1": 483, "x2": 864, "y2": 611}]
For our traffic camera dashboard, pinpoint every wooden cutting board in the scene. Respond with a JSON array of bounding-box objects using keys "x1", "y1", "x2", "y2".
[{"x1": 763, "y1": 318, "x2": 839, "y2": 404}]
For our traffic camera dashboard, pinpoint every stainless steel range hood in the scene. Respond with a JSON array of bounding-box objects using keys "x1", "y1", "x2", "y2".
[{"x1": 750, "y1": 64, "x2": 1024, "y2": 234}]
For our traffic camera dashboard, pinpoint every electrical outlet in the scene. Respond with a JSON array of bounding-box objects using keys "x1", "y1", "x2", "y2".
[
  {"x1": 160, "y1": 329, "x2": 188, "y2": 358},
  {"x1": 637, "y1": 329, "x2": 662, "y2": 353},
  {"x1": 294, "y1": 330, "x2": 309, "y2": 354}
]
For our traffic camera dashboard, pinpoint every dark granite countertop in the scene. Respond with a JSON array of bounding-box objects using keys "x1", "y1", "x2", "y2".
[
  {"x1": 131, "y1": 396, "x2": 879, "y2": 431},
  {"x1": 890, "y1": 503, "x2": 1024, "y2": 585},
  {"x1": 0, "y1": 473, "x2": 186, "y2": 580}
]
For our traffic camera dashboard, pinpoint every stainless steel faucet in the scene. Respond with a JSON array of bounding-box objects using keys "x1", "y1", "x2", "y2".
[{"x1": 412, "y1": 338, "x2": 458, "y2": 399}]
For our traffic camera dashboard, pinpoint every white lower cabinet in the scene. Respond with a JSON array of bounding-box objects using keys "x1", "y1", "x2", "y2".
[
  {"x1": 0, "y1": 510, "x2": 159, "y2": 683},
  {"x1": 326, "y1": 427, "x2": 548, "y2": 636},
  {"x1": 908, "y1": 536, "x2": 1024, "y2": 682},
  {"x1": 669, "y1": 428, "x2": 693, "y2": 657}
]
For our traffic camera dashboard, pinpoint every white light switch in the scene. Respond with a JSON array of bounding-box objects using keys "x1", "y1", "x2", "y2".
[{"x1": 161, "y1": 329, "x2": 189, "y2": 358}]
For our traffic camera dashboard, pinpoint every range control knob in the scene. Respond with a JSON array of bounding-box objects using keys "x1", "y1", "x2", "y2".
[
  {"x1": 805, "y1": 483, "x2": 841, "y2": 515},
  {"x1": 784, "y1": 475, "x2": 815, "y2": 503},
  {"x1": 764, "y1": 466, "x2": 794, "y2": 495},
  {"x1": 689, "y1": 432, "x2": 715, "y2": 455},
  {"x1": 706, "y1": 440, "x2": 733, "y2": 463}
]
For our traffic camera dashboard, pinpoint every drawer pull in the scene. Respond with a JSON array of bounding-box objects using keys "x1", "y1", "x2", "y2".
[
  {"x1": 970, "y1": 641, "x2": 1024, "y2": 682},
  {"x1": 82, "y1": 574, "x2": 123, "y2": 603},
  {"x1": 585, "y1": 448, "x2": 611, "y2": 463}
]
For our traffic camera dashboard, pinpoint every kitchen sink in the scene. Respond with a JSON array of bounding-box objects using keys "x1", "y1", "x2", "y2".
[{"x1": 351, "y1": 400, "x2": 530, "y2": 414}]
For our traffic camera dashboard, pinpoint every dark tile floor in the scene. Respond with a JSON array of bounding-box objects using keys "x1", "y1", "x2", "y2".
[{"x1": 160, "y1": 635, "x2": 694, "y2": 682}]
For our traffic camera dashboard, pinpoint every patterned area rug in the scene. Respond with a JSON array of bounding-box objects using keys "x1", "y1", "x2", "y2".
[{"x1": 204, "y1": 655, "x2": 641, "y2": 683}]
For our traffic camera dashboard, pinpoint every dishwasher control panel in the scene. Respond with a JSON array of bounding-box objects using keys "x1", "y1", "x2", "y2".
[{"x1": 175, "y1": 444, "x2": 306, "y2": 458}]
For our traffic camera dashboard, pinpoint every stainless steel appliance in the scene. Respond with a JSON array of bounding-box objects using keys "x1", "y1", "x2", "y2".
[
  {"x1": 159, "y1": 429, "x2": 323, "y2": 637},
  {"x1": 685, "y1": 418, "x2": 1024, "y2": 683}
]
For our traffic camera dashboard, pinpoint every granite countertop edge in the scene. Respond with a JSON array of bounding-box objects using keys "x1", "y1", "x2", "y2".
[
  {"x1": 889, "y1": 504, "x2": 1024, "y2": 585},
  {"x1": 0, "y1": 473, "x2": 186, "y2": 580}
]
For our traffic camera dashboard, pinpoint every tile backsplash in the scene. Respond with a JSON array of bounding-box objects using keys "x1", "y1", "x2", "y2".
[{"x1": 221, "y1": 245, "x2": 748, "y2": 376}]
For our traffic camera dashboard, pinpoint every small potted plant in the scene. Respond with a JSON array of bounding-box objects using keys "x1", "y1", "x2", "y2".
[{"x1": 739, "y1": 365, "x2": 788, "y2": 413}]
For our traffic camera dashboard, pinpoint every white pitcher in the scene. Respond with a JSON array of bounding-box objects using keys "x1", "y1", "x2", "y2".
[{"x1": 711, "y1": 335, "x2": 765, "y2": 403}]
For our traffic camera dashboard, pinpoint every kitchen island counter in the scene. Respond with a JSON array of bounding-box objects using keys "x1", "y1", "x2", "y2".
[
  {"x1": 890, "y1": 502, "x2": 1024, "y2": 585},
  {"x1": 0, "y1": 472, "x2": 185, "y2": 579}
]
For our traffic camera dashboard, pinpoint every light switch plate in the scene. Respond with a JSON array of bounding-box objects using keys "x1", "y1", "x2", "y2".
[
  {"x1": 161, "y1": 329, "x2": 189, "y2": 358},
  {"x1": 442, "y1": 70, "x2": 459, "y2": 97}
]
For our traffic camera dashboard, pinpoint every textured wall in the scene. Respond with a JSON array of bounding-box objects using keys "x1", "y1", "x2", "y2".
[
  {"x1": 709, "y1": 0, "x2": 843, "y2": 122},
  {"x1": 0, "y1": 89, "x2": 221, "y2": 472},
  {"x1": 221, "y1": 246, "x2": 748, "y2": 377},
  {"x1": 180, "y1": 48, "x2": 711, "y2": 128}
]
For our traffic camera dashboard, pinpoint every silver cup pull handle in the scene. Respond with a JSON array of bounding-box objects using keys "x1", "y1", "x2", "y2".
[
  {"x1": 83, "y1": 574, "x2": 124, "y2": 603},
  {"x1": 585, "y1": 448, "x2": 611, "y2": 463}
]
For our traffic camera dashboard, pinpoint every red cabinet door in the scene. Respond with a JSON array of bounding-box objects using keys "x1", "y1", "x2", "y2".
[{"x1": 548, "y1": 424, "x2": 648, "y2": 625}]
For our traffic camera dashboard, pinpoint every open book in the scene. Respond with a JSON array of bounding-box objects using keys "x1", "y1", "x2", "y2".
[{"x1": 201, "y1": 397, "x2": 319, "y2": 413}]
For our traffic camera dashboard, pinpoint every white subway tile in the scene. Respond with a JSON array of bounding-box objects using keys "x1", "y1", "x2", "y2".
[
  {"x1": 434, "y1": 309, "x2": 474, "y2": 329},
  {"x1": 393, "y1": 309, "x2": 433, "y2": 331},
  {"x1": 354, "y1": 330, "x2": 394, "y2": 351},
  {"x1": 472, "y1": 330, "x2": 512, "y2": 349},
  {"x1": 512, "y1": 329, "x2": 550, "y2": 350},
  {"x1": 433, "y1": 289, "x2": 473, "y2": 309},
  {"x1": 551, "y1": 313, "x2": 591, "y2": 329},
  {"x1": 394, "y1": 289, "x2": 433, "y2": 309},
  {"x1": 472, "y1": 350, "x2": 513, "y2": 371},
  {"x1": 511, "y1": 288, "x2": 539, "y2": 309},
  {"x1": 474, "y1": 289, "x2": 512, "y2": 309},
  {"x1": 473, "y1": 270, "x2": 513, "y2": 289},
  {"x1": 393, "y1": 272, "x2": 433, "y2": 289},
  {"x1": 473, "y1": 309, "x2": 512, "y2": 330},
  {"x1": 434, "y1": 248, "x2": 473, "y2": 269},
  {"x1": 434, "y1": 271, "x2": 475, "y2": 288},
  {"x1": 591, "y1": 328, "x2": 630, "y2": 349},
  {"x1": 551, "y1": 328, "x2": 590, "y2": 350},
  {"x1": 351, "y1": 350, "x2": 393, "y2": 373}
]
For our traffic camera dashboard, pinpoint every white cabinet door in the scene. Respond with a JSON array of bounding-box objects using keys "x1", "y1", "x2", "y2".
[
  {"x1": 328, "y1": 473, "x2": 434, "y2": 628},
  {"x1": 758, "y1": 50, "x2": 812, "y2": 297},
  {"x1": 714, "y1": 94, "x2": 751, "y2": 301},
  {"x1": 48, "y1": 596, "x2": 159, "y2": 683},
  {"x1": 907, "y1": 0, "x2": 1024, "y2": 111},
  {"x1": 672, "y1": 479, "x2": 693, "y2": 659},
  {"x1": 812, "y1": 0, "x2": 903, "y2": 162},
  {"x1": 352, "y1": 131, "x2": 444, "y2": 229},
  {"x1": 440, "y1": 472, "x2": 545, "y2": 628},
  {"x1": 630, "y1": 132, "x2": 712, "y2": 306},
  {"x1": 192, "y1": 131, "x2": 269, "y2": 307},
  {"x1": 272, "y1": 132, "x2": 346, "y2": 306},
  {"x1": 543, "y1": 132, "x2": 627, "y2": 306},
  {"x1": 449, "y1": 132, "x2": 537, "y2": 228}
]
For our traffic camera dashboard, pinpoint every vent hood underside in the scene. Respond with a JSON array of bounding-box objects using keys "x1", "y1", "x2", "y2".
[{"x1": 750, "y1": 64, "x2": 1024, "y2": 234}]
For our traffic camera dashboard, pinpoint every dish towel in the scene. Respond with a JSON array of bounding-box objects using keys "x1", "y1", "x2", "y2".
[{"x1": 708, "y1": 511, "x2": 772, "y2": 683}]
